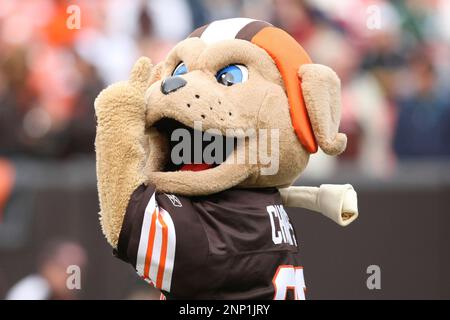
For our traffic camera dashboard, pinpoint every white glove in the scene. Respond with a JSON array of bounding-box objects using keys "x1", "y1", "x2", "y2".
[{"x1": 279, "y1": 184, "x2": 358, "y2": 227}]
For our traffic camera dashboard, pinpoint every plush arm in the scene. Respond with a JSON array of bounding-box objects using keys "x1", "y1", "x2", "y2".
[
  {"x1": 279, "y1": 184, "x2": 358, "y2": 226},
  {"x1": 95, "y1": 58, "x2": 153, "y2": 247}
]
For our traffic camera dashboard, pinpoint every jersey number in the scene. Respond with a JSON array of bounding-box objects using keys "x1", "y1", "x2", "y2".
[{"x1": 272, "y1": 265, "x2": 306, "y2": 300}]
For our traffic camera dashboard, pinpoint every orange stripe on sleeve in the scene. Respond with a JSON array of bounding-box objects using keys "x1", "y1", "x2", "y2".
[
  {"x1": 156, "y1": 212, "x2": 169, "y2": 289},
  {"x1": 144, "y1": 209, "x2": 158, "y2": 279}
]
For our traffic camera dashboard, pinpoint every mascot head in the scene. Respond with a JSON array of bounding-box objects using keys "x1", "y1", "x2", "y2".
[{"x1": 144, "y1": 18, "x2": 346, "y2": 195}]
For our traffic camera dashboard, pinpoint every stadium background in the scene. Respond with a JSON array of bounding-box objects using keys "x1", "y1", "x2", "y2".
[{"x1": 0, "y1": 0, "x2": 449, "y2": 299}]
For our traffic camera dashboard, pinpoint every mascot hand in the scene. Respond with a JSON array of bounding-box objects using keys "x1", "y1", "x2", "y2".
[
  {"x1": 318, "y1": 184, "x2": 358, "y2": 226},
  {"x1": 279, "y1": 184, "x2": 358, "y2": 227},
  {"x1": 94, "y1": 57, "x2": 154, "y2": 247},
  {"x1": 95, "y1": 57, "x2": 153, "y2": 120}
]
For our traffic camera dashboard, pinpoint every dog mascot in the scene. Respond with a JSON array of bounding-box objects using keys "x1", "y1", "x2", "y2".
[{"x1": 95, "y1": 18, "x2": 358, "y2": 300}]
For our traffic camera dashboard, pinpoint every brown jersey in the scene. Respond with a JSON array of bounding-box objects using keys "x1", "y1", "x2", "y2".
[{"x1": 115, "y1": 184, "x2": 306, "y2": 300}]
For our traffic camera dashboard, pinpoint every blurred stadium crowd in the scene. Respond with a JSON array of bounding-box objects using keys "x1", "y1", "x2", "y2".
[
  {"x1": 0, "y1": 0, "x2": 450, "y2": 168},
  {"x1": 1, "y1": 0, "x2": 449, "y2": 170},
  {"x1": 0, "y1": 0, "x2": 450, "y2": 299}
]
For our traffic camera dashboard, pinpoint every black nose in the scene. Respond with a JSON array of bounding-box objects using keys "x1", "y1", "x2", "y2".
[{"x1": 161, "y1": 76, "x2": 187, "y2": 95}]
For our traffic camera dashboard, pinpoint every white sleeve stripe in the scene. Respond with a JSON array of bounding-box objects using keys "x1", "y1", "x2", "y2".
[
  {"x1": 136, "y1": 193, "x2": 156, "y2": 277},
  {"x1": 160, "y1": 207, "x2": 176, "y2": 291},
  {"x1": 135, "y1": 192, "x2": 176, "y2": 292}
]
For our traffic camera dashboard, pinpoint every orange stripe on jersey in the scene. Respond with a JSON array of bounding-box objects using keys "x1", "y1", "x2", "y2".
[
  {"x1": 144, "y1": 209, "x2": 158, "y2": 279},
  {"x1": 156, "y1": 212, "x2": 168, "y2": 288}
]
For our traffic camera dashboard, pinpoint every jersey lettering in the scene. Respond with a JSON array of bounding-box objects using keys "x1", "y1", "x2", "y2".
[
  {"x1": 267, "y1": 205, "x2": 297, "y2": 246},
  {"x1": 272, "y1": 265, "x2": 306, "y2": 300}
]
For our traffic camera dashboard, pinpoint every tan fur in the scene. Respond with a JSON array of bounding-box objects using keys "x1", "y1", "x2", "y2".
[
  {"x1": 95, "y1": 39, "x2": 346, "y2": 247},
  {"x1": 144, "y1": 40, "x2": 305, "y2": 193},
  {"x1": 95, "y1": 58, "x2": 155, "y2": 246},
  {"x1": 299, "y1": 64, "x2": 347, "y2": 155}
]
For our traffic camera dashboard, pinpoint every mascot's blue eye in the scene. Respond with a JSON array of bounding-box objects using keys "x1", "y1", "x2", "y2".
[
  {"x1": 172, "y1": 63, "x2": 188, "y2": 76},
  {"x1": 216, "y1": 64, "x2": 248, "y2": 86}
]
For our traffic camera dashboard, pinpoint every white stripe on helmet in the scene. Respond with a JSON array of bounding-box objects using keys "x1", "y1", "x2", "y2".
[{"x1": 200, "y1": 18, "x2": 257, "y2": 45}]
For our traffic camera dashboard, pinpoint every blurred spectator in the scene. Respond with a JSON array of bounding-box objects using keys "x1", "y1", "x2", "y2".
[
  {"x1": 59, "y1": 51, "x2": 103, "y2": 156},
  {"x1": 6, "y1": 240, "x2": 87, "y2": 300},
  {"x1": 0, "y1": 0, "x2": 101, "y2": 157},
  {"x1": 393, "y1": 49, "x2": 450, "y2": 158}
]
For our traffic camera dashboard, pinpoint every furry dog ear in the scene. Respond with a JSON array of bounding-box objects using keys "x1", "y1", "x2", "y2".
[{"x1": 299, "y1": 64, "x2": 347, "y2": 156}]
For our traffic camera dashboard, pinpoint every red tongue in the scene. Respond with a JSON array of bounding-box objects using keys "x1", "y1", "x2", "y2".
[{"x1": 180, "y1": 163, "x2": 213, "y2": 172}]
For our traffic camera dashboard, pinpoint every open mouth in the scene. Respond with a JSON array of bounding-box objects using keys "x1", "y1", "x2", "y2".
[{"x1": 152, "y1": 117, "x2": 237, "y2": 172}]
